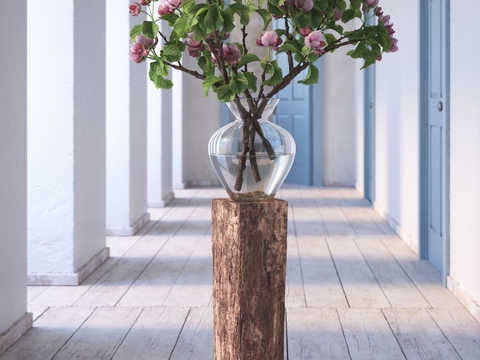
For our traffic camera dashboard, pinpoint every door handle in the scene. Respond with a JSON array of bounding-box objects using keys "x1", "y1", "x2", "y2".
[{"x1": 437, "y1": 101, "x2": 443, "y2": 112}]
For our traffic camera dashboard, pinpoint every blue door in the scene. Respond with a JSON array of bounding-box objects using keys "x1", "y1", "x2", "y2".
[
  {"x1": 427, "y1": 0, "x2": 448, "y2": 275},
  {"x1": 275, "y1": 56, "x2": 312, "y2": 185}
]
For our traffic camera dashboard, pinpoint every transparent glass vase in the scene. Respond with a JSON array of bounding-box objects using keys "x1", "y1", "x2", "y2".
[{"x1": 208, "y1": 98, "x2": 296, "y2": 202}]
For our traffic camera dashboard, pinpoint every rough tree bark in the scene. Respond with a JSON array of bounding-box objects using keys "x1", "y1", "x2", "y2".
[{"x1": 211, "y1": 199, "x2": 288, "y2": 360}]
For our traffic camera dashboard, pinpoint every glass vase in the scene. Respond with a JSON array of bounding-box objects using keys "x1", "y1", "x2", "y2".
[{"x1": 208, "y1": 98, "x2": 296, "y2": 202}]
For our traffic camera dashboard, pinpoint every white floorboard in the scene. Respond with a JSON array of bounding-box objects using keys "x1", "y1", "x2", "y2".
[{"x1": 2, "y1": 186, "x2": 478, "y2": 360}]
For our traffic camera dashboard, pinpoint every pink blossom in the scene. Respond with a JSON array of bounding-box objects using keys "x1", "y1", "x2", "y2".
[
  {"x1": 129, "y1": 35, "x2": 156, "y2": 63},
  {"x1": 184, "y1": 32, "x2": 205, "y2": 57},
  {"x1": 158, "y1": 0, "x2": 183, "y2": 15},
  {"x1": 223, "y1": 43, "x2": 242, "y2": 66},
  {"x1": 334, "y1": 7, "x2": 343, "y2": 21},
  {"x1": 300, "y1": 27, "x2": 311, "y2": 37},
  {"x1": 139, "y1": 0, "x2": 151, "y2": 4},
  {"x1": 286, "y1": 0, "x2": 313, "y2": 12},
  {"x1": 375, "y1": 6, "x2": 383, "y2": 16},
  {"x1": 129, "y1": 3, "x2": 141, "y2": 16},
  {"x1": 256, "y1": 31, "x2": 283, "y2": 51},
  {"x1": 304, "y1": 30, "x2": 325, "y2": 54},
  {"x1": 365, "y1": 0, "x2": 379, "y2": 7},
  {"x1": 389, "y1": 37, "x2": 399, "y2": 52}
]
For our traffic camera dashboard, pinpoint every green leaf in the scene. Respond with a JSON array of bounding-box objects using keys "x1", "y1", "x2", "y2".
[
  {"x1": 149, "y1": 70, "x2": 174, "y2": 89},
  {"x1": 341, "y1": 9, "x2": 355, "y2": 23},
  {"x1": 267, "y1": 0, "x2": 284, "y2": 17},
  {"x1": 243, "y1": 72, "x2": 258, "y2": 93},
  {"x1": 163, "y1": 45, "x2": 183, "y2": 62},
  {"x1": 255, "y1": 8, "x2": 272, "y2": 30},
  {"x1": 173, "y1": 17, "x2": 190, "y2": 38},
  {"x1": 346, "y1": 42, "x2": 367, "y2": 59},
  {"x1": 263, "y1": 60, "x2": 283, "y2": 87},
  {"x1": 130, "y1": 24, "x2": 143, "y2": 42},
  {"x1": 228, "y1": 3, "x2": 250, "y2": 26},
  {"x1": 237, "y1": 53, "x2": 261, "y2": 68},
  {"x1": 221, "y1": 11, "x2": 235, "y2": 33},
  {"x1": 350, "y1": 0, "x2": 362, "y2": 11},
  {"x1": 324, "y1": 33, "x2": 337, "y2": 46},
  {"x1": 202, "y1": 75, "x2": 223, "y2": 97},
  {"x1": 217, "y1": 85, "x2": 236, "y2": 102},
  {"x1": 277, "y1": 40, "x2": 301, "y2": 54},
  {"x1": 205, "y1": 5, "x2": 223, "y2": 32},
  {"x1": 229, "y1": 73, "x2": 249, "y2": 94},
  {"x1": 298, "y1": 64, "x2": 319, "y2": 85},
  {"x1": 160, "y1": 13, "x2": 180, "y2": 26},
  {"x1": 142, "y1": 21, "x2": 159, "y2": 39},
  {"x1": 150, "y1": 60, "x2": 169, "y2": 77}
]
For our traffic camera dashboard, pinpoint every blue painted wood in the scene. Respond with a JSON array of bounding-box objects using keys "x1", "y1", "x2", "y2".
[
  {"x1": 427, "y1": 0, "x2": 448, "y2": 275},
  {"x1": 275, "y1": 54, "x2": 312, "y2": 185}
]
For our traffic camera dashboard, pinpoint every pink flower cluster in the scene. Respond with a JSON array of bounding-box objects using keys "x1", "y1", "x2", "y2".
[
  {"x1": 158, "y1": 0, "x2": 183, "y2": 16},
  {"x1": 256, "y1": 31, "x2": 283, "y2": 51},
  {"x1": 129, "y1": 0, "x2": 151, "y2": 16},
  {"x1": 375, "y1": 7, "x2": 398, "y2": 54},
  {"x1": 129, "y1": 35, "x2": 157, "y2": 63},
  {"x1": 222, "y1": 43, "x2": 241, "y2": 66},
  {"x1": 185, "y1": 32, "x2": 205, "y2": 57},
  {"x1": 286, "y1": 0, "x2": 313, "y2": 12},
  {"x1": 304, "y1": 30, "x2": 325, "y2": 55}
]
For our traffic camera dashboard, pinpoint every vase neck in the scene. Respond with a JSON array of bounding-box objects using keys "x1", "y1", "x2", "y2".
[{"x1": 227, "y1": 98, "x2": 279, "y2": 122}]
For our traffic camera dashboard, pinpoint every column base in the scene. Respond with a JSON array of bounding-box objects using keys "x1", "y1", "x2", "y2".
[
  {"x1": 0, "y1": 313, "x2": 33, "y2": 356},
  {"x1": 27, "y1": 247, "x2": 109, "y2": 286},
  {"x1": 447, "y1": 276, "x2": 480, "y2": 322},
  {"x1": 106, "y1": 212, "x2": 150, "y2": 236},
  {"x1": 148, "y1": 191, "x2": 174, "y2": 208}
]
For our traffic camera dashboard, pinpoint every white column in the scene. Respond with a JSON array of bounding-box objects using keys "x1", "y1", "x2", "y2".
[
  {"x1": 0, "y1": 0, "x2": 32, "y2": 354},
  {"x1": 147, "y1": 22, "x2": 174, "y2": 207},
  {"x1": 27, "y1": 0, "x2": 109, "y2": 286},
  {"x1": 106, "y1": 0, "x2": 149, "y2": 234},
  {"x1": 172, "y1": 69, "x2": 185, "y2": 189}
]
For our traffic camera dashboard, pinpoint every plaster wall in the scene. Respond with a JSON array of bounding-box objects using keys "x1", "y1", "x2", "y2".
[
  {"x1": 449, "y1": 1, "x2": 480, "y2": 306},
  {"x1": 354, "y1": 59, "x2": 365, "y2": 195},
  {"x1": 322, "y1": 31, "x2": 357, "y2": 186},
  {"x1": 182, "y1": 56, "x2": 220, "y2": 185},
  {"x1": 28, "y1": 1, "x2": 75, "y2": 274},
  {"x1": 0, "y1": 0, "x2": 28, "y2": 333},
  {"x1": 374, "y1": 0, "x2": 420, "y2": 251},
  {"x1": 28, "y1": 0, "x2": 107, "y2": 274},
  {"x1": 106, "y1": 0, "x2": 148, "y2": 230}
]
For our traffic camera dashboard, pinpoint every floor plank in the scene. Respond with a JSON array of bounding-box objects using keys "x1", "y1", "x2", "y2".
[
  {"x1": 338, "y1": 308, "x2": 406, "y2": 360},
  {"x1": 287, "y1": 308, "x2": 350, "y2": 359},
  {"x1": 355, "y1": 238, "x2": 430, "y2": 308},
  {"x1": 428, "y1": 308, "x2": 480, "y2": 360},
  {"x1": 327, "y1": 237, "x2": 390, "y2": 308},
  {"x1": 383, "y1": 308, "x2": 462, "y2": 360},
  {"x1": 112, "y1": 307, "x2": 190, "y2": 360},
  {"x1": 297, "y1": 236, "x2": 348, "y2": 308},
  {"x1": 0, "y1": 307, "x2": 95, "y2": 360},
  {"x1": 52, "y1": 307, "x2": 142, "y2": 360},
  {"x1": 170, "y1": 307, "x2": 214, "y2": 359}
]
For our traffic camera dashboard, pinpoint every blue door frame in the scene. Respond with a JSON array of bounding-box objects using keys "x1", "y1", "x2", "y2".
[{"x1": 420, "y1": 0, "x2": 450, "y2": 285}]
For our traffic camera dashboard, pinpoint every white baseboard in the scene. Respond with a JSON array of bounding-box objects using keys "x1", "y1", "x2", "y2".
[
  {"x1": 447, "y1": 276, "x2": 480, "y2": 322},
  {"x1": 27, "y1": 247, "x2": 109, "y2": 286},
  {"x1": 148, "y1": 191, "x2": 174, "y2": 208},
  {"x1": 373, "y1": 202, "x2": 418, "y2": 254},
  {"x1": 0, "y1": 313, "x2": 33, "y2": 356},
  {"x1": 106, "y1": 212, "x2": 150, "y2": 236}
]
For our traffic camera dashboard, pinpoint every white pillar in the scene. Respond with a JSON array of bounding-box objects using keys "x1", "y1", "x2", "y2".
[
  {"x1": 0, "y1": 0, "x2": 32, "y2": 354},
  {"x1": 147, "y1": 22, "x2": 174, "y2": 207},
  {"x1": 106, "y1": 0, "x2": 149, "y2": 234},
  {"x1": 172, "y1": 69, "x2": 185, "y2": 189},
  {"x1": 27, "y1": 0, "x2": 109, "y2": 286}
]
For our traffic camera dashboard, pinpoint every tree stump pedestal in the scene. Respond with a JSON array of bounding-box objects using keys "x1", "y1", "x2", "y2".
[{"x1": 211, "y1": 198, "x2": 288, "y2": 360}]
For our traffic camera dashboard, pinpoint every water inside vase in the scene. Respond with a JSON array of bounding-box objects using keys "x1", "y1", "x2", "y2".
[{"x1": 209, "y1": 152, "x2": 294, "y2": 201}]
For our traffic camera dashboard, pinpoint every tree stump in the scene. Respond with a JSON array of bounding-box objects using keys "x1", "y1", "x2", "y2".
[{"x1": 211, "y1": 198, "x2": 288, "y2": 360}]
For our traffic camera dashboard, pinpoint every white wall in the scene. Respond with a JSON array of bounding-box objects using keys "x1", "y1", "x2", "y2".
[
  {"x1": 354, "y1": 59, "x2": 365, "y2": 195},
  {"x1": 374, "y1": 0, "x2": 420, "y2": 251},
  {"x1": 182, "y1": 56, "x2": 221, "y2": 186},
  {"x1": 322, "y1": 30, "x2": 358, "y2": 186},
  {"x1": 106, "y1": 0, "x2": 148, "y2": 232},
  {"x1": 448, "y1": 1, "x2": 480, "y2": 310},
  {"x1": 0, "y1": 0, "x2": 29, "y2": 343},
  {"x1": 27, "y1": 0, "x2": 107, "y2": 281}
]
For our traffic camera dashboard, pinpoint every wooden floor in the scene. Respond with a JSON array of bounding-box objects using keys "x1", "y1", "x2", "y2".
[{"x1": 3, "y1": 186, "x2": 480, "y2": 359}]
